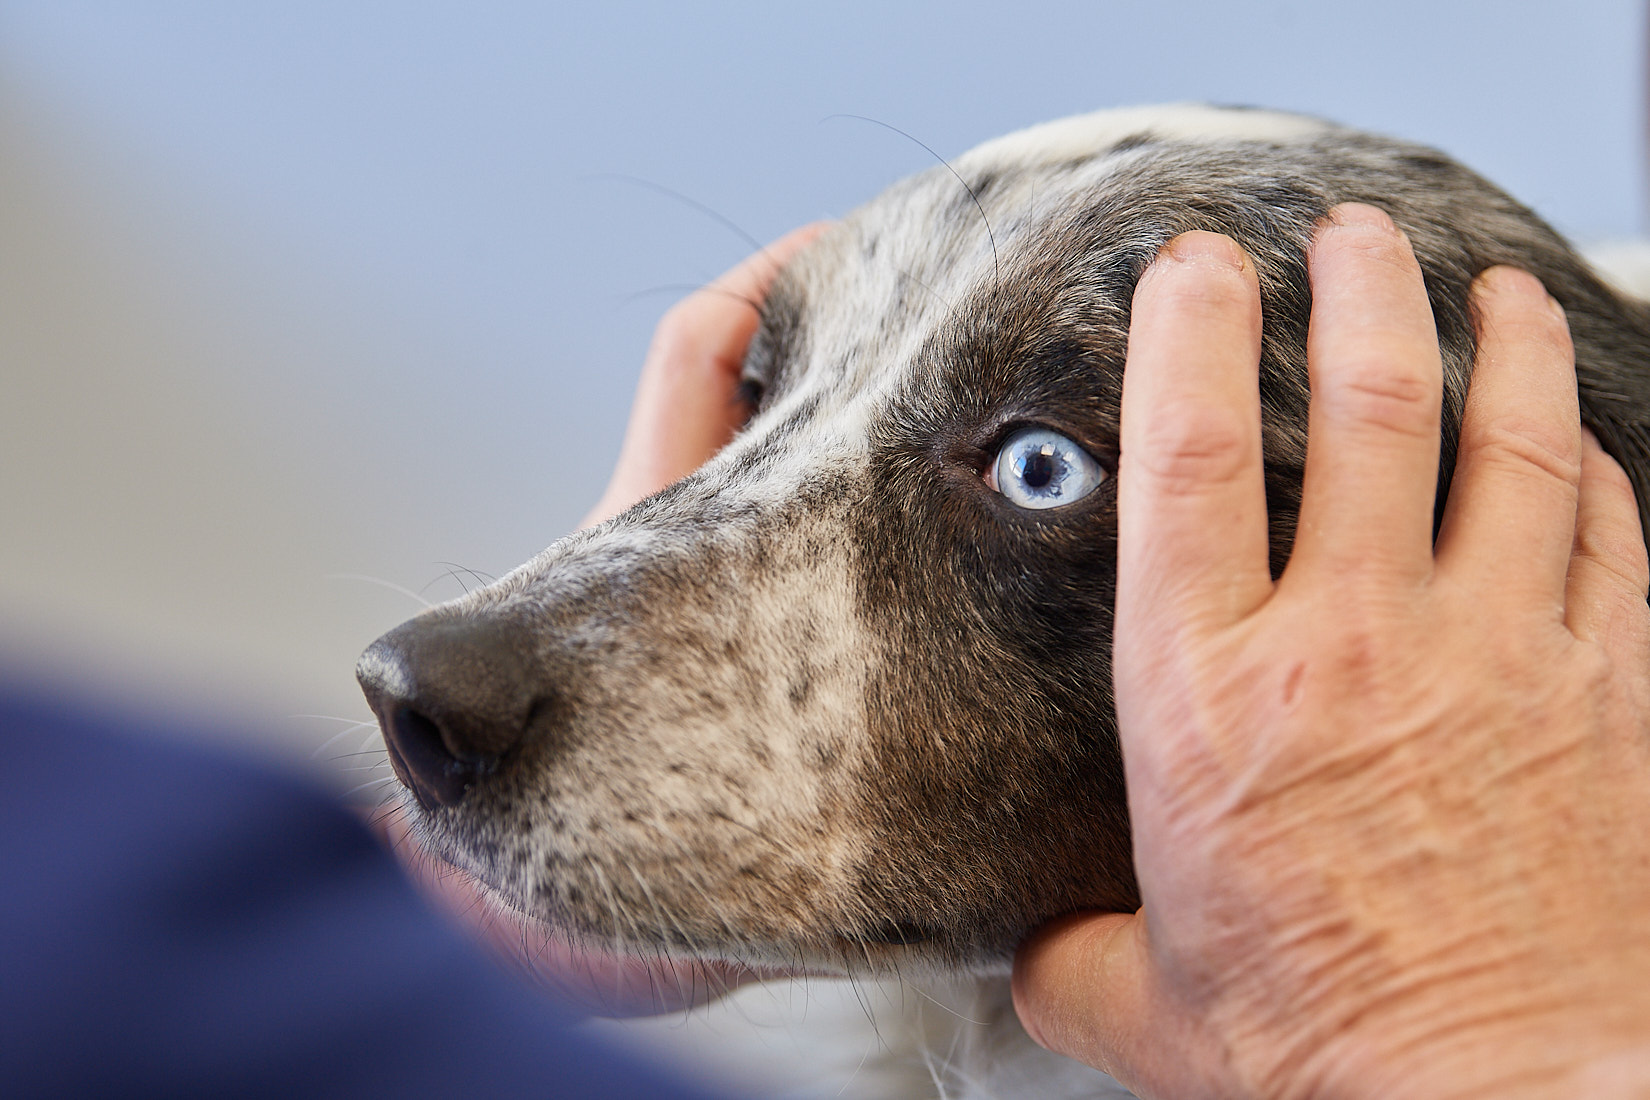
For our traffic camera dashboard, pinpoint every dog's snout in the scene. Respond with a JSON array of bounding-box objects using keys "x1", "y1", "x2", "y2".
[{"x1": 356, "y1": 614, "x2": 543, "y2": 809}]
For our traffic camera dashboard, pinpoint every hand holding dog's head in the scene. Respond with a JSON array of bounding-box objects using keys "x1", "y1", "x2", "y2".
[{"x1": 1014, "y1": 212, "x2": 1650, "y2": 1100}]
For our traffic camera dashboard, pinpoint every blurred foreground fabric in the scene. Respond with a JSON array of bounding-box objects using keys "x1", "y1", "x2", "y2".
[{"x1": 0, "y1": 679, "x2": 732, "y2": 1100}]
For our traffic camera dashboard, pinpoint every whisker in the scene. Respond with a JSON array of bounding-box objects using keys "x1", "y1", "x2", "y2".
[
  {"x1": 823, "y1": 113, "x2": 1000, "y2": 286},
  {"x1": 366, "y1": 798, "x2": 406, "y2": 835},
  {"x1": 588, "y1": 862, "x2": 635, "y2": 990},
  {"x1": 837, "y1": 1030, "x2": 877, "y2": 1098},
  {"x1": 907, "y1": 982, "x2": 988, "y2": 1027},
  {"x1": 622, "y1": 860, "x2": 703, "y2": 1009},
  {"x1": 620, "y1": 283, "x2": 764, "y2": 314},
  {"x1": 342, "y1": 774, "x2": 402, "y2": 798},
  {"x1": 895, "y1": 267, "x2": 958, "y2": 318},
  {"x1": 324, "y1": 573, "x2": 433, "y2": 609},
  {"x1": 435, "y1": 560, "x2": 496, "y2": 585},
  {"x1": 706, "y1": 807, "x2": 787, "y2": 854},
  {"x1": 842, "y1": 958, "x2": 887, "y2": 1049},
  {"x1": 936, "y1": 998, "x2": 974, "y2": 1098},
  {"x1": 643, "y1": 819, "x2": 750, "y2": 955},
  {"x1": 305, "y1": 719, "x2": 380, "y2": 758},
  {"x1": 419, "y1": 566, "x2": 472, "y2": 596},
  {"x1": 589, "y1": 172, "x2": 770, "y2": 263}
]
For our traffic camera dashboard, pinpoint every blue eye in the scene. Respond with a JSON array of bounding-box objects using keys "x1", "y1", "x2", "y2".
[{"x1": 985, "y1": 427, "x2": 1105, "y2": 510}]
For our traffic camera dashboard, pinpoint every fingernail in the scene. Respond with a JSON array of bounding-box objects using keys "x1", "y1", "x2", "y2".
[
  {"x1": 1476, "y1": 264, "x2": 1540, "y2": 296},
  {"x1": 1161, "y1": 230, "x2": 1247, "y2": 271},
  {"x1": 1327, "y1": 202, "x2": 1398, "y2": 233},
  {"x1": 1474, "y1": 266, "x2": 1563, "y2": 319}
]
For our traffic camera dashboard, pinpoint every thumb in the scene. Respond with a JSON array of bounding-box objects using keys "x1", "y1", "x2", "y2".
[{"x1": 1011, "y1": 909, "x2": 1177, "y2": 1092}]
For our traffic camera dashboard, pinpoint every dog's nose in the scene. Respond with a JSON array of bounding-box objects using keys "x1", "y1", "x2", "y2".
[{"x1": 356, "y1": 615, "x2": 542, "y2": 810}]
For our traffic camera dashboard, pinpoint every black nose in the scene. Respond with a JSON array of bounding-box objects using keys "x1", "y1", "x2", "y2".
[{"x1": 356, "y1": 614, "x2": 542, "y2": 810}]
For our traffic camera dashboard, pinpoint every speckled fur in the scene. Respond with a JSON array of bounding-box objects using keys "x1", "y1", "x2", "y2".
[{"x1": 364, "y1": 105, "x2": 1650, "y2": 1098}]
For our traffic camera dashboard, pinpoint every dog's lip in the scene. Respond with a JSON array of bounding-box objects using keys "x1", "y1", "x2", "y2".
[{"x1": 374, "y1": 804, "x2": 800, "y2": 1016}]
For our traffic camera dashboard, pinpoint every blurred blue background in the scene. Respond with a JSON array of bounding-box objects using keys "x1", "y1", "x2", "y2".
[{"x1": 2, "y1": 1, "x2": 1644, "y2": 765}]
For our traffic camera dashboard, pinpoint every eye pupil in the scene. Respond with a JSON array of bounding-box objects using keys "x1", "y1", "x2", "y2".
[{"x1": 1017, "y1": 446, "x2": 1058, "y2": 489}]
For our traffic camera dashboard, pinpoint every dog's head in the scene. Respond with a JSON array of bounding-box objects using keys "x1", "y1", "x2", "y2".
[{"x1": 359, "y1": 105, "x2": 1650, "y2": 975}]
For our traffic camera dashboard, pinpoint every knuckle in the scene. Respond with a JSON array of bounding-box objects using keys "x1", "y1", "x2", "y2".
[
  {"x1": 1569, "y1": 642, "x2": 1617, "y2": 699},
  {"x1": 1470, "y1": 419, "x2": 1583, "y2": 491},
  {"x1": 1131, "y1": 401, "x2": 1255, "y2": 492},
  {"x1": 1573, "y1": 546, "x2": 1650, "y2": 604},
  {"x1": 1573, "y1": 483, "x2": 1650, "y2": 600},
  {"x1": 1309, "y1": 607, "x2": 1421, "y2": 704},
  {"x1": 1321, "y1": 355, "x2": 1438, "y2": 439}
]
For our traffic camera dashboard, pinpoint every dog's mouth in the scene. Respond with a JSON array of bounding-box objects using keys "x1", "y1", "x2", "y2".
[
  {"x1": 385, "y1": 796, "x2": 956, "y2": 989},
  {"x1": 377, "y1": 801, "x2": 805, "y2": 1015}
]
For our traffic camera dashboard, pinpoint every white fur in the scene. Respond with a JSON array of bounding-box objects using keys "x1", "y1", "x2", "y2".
[{"x1": 960, "y1": 102, "x2": 1327, "y2": 171}]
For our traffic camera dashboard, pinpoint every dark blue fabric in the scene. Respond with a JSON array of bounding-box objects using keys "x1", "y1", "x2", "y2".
[{"x1": 0, "y1": 684, "x2": 734, "y2": 1100}]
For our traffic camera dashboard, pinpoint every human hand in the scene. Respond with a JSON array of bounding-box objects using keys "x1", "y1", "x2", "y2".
[
  {"x1": 1012, "y1": 205, "x2": 1650, "y2": 1098},
  {"x1": 380, "y1": 223, "x2": 827, "y2": 1015},
  {"x1": 580, "y1": 222, "x2": 829, "y2": 529}
]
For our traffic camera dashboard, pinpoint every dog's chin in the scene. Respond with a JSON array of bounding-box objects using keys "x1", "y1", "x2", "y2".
[{"x1": 374, "y1": 802, "x2": 800, "y2": 1016}]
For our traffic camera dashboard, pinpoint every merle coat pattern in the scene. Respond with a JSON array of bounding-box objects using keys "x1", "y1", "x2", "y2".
[{"x1": 359, "y1": 105, "x2": 1650, "y2": 1097}]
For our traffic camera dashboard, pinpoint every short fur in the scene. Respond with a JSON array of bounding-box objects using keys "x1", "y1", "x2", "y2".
[{"x1": 358, "y1": 105, "x2": 1650, "y2": 1097}]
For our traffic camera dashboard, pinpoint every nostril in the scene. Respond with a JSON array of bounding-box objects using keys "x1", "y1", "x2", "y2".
[
  {"x1": 381, "y1": 705, "x2": 482, "y2": 810},
  {"x1": 357, "y1": 613, "x2": 542, "y2": 809},
  {"x1": 391, "y1": 706, "x2": 448, "y2": 764}
]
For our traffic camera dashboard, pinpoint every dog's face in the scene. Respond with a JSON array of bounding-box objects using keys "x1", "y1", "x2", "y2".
[{"x1": 359, "y1": 105, "x2": 1650, "y2": 975}]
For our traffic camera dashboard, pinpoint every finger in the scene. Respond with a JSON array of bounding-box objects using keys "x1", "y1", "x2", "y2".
[
  {"x1": 581, "y1": 221, "x2": 830, "y2": 528},
  {"x1": 1013, "y1": 911, "x2": 1204, "y2": 1096},
  {"x1": 1116, "y1": 231, "x2": 1271, "y2": 640},
  {"x1": 1291, "y1": 204, "x2": 1441, "y2": 583},
  {"x1": 1564, "y1": 430, "x2": 1650, "y2": 646},
  {"x1": 1434, "y1": 267, "x2": 1581, "y2": 605}
]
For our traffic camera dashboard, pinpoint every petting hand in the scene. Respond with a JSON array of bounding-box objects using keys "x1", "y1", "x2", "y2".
[
  {"x1": 1012, "y1": 205, "x2": 1650, "y2": 1098},
  {"x1": 382, "y1": 223, "x2": 826, "y2": 1016},
  {"x1": 581, "y1": 223, "x2": 828, "y2": 529}
]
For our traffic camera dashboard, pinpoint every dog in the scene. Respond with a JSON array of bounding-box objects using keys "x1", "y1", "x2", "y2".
[{"x1": 357, "y1": 104, "x2": 1650, "y2": 1098}]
